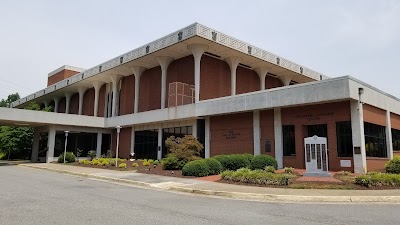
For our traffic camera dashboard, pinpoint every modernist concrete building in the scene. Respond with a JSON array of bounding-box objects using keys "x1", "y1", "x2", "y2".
[{"x1": 1, "y1": 23, "x2": 400, "y2": 174}]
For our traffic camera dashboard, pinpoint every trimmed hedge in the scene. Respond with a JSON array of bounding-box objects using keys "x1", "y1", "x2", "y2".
[
  {"x1": 182, "y1": 160, "x2": 209, "y2": 177},
  {"x1": 355, "y1": 172, "x2": 400, "y2": 187},
  {"x1": 385, "y1": 156, "x2": 400, "y2": 174},
  {"x1": 182, "y1": 158, "x2": 223, "y2": 177},
  {"x1": 221, "y1": 168, "x2": 290, "y2": 186},
  {"x1": 250, "y1": 155, "x2": 278, "y2": 170},
  {"x1": 204, "y1": 158, "x2": 223, "y2": 175},
  {"x1": 57, "y1": 152, "x2": 76, "y2": 163},
  {"x1": 162, "y1": 154, "x2": 187, "y2": 170},
  {"x1": 213, "y1": 154, "x2": 253, "y2": 171}
]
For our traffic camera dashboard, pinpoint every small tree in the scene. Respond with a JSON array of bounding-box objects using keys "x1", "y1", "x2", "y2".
[
  {"x1": 76, "y1": 148, "x2": 83, "y2": 160},
  {"x1": 165, "y1": 135, "x2": 203, "y2": 162}
]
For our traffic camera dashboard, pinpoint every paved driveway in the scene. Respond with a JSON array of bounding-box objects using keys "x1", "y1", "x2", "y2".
[{"x1": 1, "y1": 165, "x2": 400, "y2": 225}]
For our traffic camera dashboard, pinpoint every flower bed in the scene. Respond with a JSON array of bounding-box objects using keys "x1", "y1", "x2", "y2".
[{"x1": 221, "y1": 168, "x2": 293, "y2": 186}]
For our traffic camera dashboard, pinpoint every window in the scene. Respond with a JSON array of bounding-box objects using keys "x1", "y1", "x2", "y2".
[
  {"x1": 283, "y1": 125, "x2": 296, "y2": 156},
  {"x1": 364, "y1": 122, "x2": 387, "y2": 158},
  {"x1": 392, "y1": 128, "x2": 400, "y2": 151},
  {"x1": 336, "y1": 121, "x2": 353, "y2": 157}
]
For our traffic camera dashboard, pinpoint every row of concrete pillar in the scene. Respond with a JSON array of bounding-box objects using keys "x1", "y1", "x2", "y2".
[{"x1": 44, "y1": 43, "x2": 293, "y2": 117}]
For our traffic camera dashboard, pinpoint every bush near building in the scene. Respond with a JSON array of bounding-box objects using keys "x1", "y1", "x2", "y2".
[
  {"x1": 162, "y1": 135, "x2": 204, "y2": 170},
  {"x1": 385, "y1": 156, "x2": 400, "y2": 174},
  {"x1": 57, "y1": 152, "x2": 76, "y2": 163},
  {"x1": 212, "y1": 154, "x2": 253, "y2": 171},
  {"x1": 182, "y1": 158, "x2": 223, "y2": 177},
  {"x1": 250, "y1": 155, "x2": 278, "y2": 170},
  {"x1": 355, "y1": 172, "x2": 400, "y2": 187},
  {"x1": 221, "y1": 168, "x2": 290, "y2": 186}
]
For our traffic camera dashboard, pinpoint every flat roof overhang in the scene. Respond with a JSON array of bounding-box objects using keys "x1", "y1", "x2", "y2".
[{"x1": 12, "y1": 23, "x2": 327, "y2": 109}]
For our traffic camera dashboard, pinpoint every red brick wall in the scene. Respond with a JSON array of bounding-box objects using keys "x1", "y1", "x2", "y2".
[
  {"x1": 119, "y1": 75, "x2": 135, "y2": 115},
  {"x1": 200, "y1": 55, "x2": 231, "y2": 100},
  {"x1": 97, "y1": 84, "x2": 106, "y2": 117},
  {"x1": 82, "y1": 88, "x2": 94, "y2": 116},
  {"x1": 47, "y1": 69, "x2": 80, "y2": 86},
  {"x1": 139, "y1": 66, "x2": 161, "y2": 112},
  {"x1": 367, "y1": 158, "x2": 388, "y2": 172},
  {"x1": 58, "y1": 97, "x2": 66, "y2": 113},
  {"x1": 363, "y1": 104, "x2": 386, "y2": 126},
  {"x1": 260, "y1": 110, "x2": 275, "y2": 157},
  {"x1": 69, "y1": 93, "x2": 79, "y2": 114},
  {"x1": 265, "y1": 76, "x2": 283, "y2": 89},
  {"x1": 281, "y1": 101, "x2": 352, "y2": 171},
  {"x1": 391, "y1": 113, "x2": 400, "y2": 130},
  {"x1": 210, "y1": 112, "x2": 254, "y2": 156},
  {"x1": 167, "y1": 56, "x2": 195, "y2": 106},
  {"x1": 111, "y1": 128, "x2": 132, "y2": 159},
  {"x1": 236, "y1": 67, "x2": 260, "y2": 94}
]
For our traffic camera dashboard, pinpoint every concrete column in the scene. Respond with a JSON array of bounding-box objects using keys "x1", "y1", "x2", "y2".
[
  {"x1": 253, "y1": 110, "x2": 261, "y2": 155},
  {"x1": 254, "y1": 67, "x2": 269, "y2": 90},
  {"x1": 225, "y1": 56, "x2": 242, "y2": 96},
  {"x1": 278, "y1": 75, "x2": 294, "y2": 86},
  {"x1": 31, "y1": 129, "x2": 40, "y2": 162},
  {"x1": 46, "y1": 127, "x2": 56, "y2": 163},
  {"x1": 77, "y1": 87, "x2": 88, "y2": 115},
  {"x1": 53, "y1": 97, "x2": 59, "y2": 113},
  {"x1": 65, "y1": 92, "x2": 73, "y2": 114},
  {"x1": 130, "y1": 127, "x2": 135, "y2": 154},
  {"x1": 109, "y1": 75, "x2": 123, "y2": 117},
  {"x1": 204, "y1": 116, "x2": 210, "y2": 158},
  {"x1": 93, "y1": 81, "x2": 104, "y2": 117},
  {"x1": 155, "y1": 56, "x2": 173, "y2": 109},
  {"x1": 130, "y1": 66, "x2": 146, "y2": 113},
  {"x1": 96, "y1": 132, "x2": 102, "y2": 158},
  {"x1": 192, "y1": 120, "x2": 198, "y2": 139},
  {"x1": 157, "y1": 127, "x2": 163, "y2": 160},
  {"x1": 43, "y1": 100, "x2": 49, "y2": 108},
  {"x1": 386, "y1": 110, "x2": 394, "y2": 159},
  {"x1": 274, "y1": 108, "x2": 283, "y2": 169},
  {"x1": 188, "y1": 44, "x2": 208, "y2": 102},
  {"x1": 351, "y1": 100, "x2": 367, "y2": 173}
]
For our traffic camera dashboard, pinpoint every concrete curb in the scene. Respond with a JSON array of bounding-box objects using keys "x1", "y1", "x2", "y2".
[{"x1": 19, "y1": 164, "x2": 400, "y2": 203}]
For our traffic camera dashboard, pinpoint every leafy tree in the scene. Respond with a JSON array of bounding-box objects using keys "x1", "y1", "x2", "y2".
[{"x1": 0, "y1": 93, "x2": 20, "y2": 107}]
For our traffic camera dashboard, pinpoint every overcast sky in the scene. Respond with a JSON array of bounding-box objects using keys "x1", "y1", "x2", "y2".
[{"x1": 0, "y1": 0, "x2": 399, "y2": 100}]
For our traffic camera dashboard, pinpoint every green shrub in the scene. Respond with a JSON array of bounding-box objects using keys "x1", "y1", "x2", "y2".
[
  {"x1": 162, "y1": 154, "x2": 187, "y2": 170},
  {"x1": 92, "y1": 159, "x2": 100, "y2": 165},
  {"x1": 132, "y1": 163, "x2": 138, "y2": 167},
  {"x1": 109, "y1": 159, "x2": 116, "y2": 166},
  {"x1": 213, "y1": 154, "x2": 253, "y2": 171},
  {"x1": 250, "y1": 155, "x2": 277, "y2": 170},
  {"x1": 338, "y1": 170, "x2": 350, "y2": 176},
  {"x1": 221, "y1": 168, "x2": 290, "y2": 186},
  {"x1": 87, "y1": 150, "x2": 96, "y2": 160},
  {"x1": 355, "y1": 172, "x2": 400, "y2": 187},
  {"x1": 142, "y1": 161, "x2": 150, "y2": 166},
  {"x1": 0, "y1": 152, "x2": 7, "y2": 160},
  {"x1": 385, "y1": 156, "x2": 400, "y2": 174},
  {"x1": 118, "y1": 163, "x2": 127, "y2": 168},
  {"x1": 153, "y1": 160, "x2": 160, "y2": 166},
  {"x1": 284, "y1": 167, "x2": 294, "y2": 174},
  {"x1": 182, "y1": 160, "x2": 210, "y2": 177},
  {"x1": 78, "y1": 159, "x2": 85, "y2": 164},
  {"x1": 83, "y1": 160, "x2": 91, "y2": 165},
  {"x1": 204, "y1": 158, "x2": 223, "y2": 175},
  {"x1": 57, "y1": 152, "x2": 76, "y2": 163},
  {"x1": 148, "y1": 159, "x2": 154, "y2": 164},
  {"x1": 265, "y1": 165, "x2": 275, "y2": 173},
  {"x1": 101, "y1": 161, "x2": 109, "y2": 166}
]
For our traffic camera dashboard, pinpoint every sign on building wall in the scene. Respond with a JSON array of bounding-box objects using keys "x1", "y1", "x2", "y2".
[{"x1": 296, "y1": 112, "x2": 334, "y2": 121}]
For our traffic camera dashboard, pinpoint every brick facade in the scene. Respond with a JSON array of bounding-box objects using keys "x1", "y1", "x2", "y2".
[
  {"x1": 58, "y1": 97, "x2": 66, "y2": 113},
  {"x1": 47, "y1": 69, "x2": 80, "y2": 86},
  {"x1": 200, "y1": 55, "x2": 231, "y2": 100},
  {"x1": 210, "y1": 112, "x2": 254, "y2": 156},
  {"x1": 281, "y1": 101, "x2": 352, "y2": 171},
  {"x1": 69, "y1": 93, "x2": 79, "y2": 115},
  {"x1": 236, "y1": 67, "x2": 260, "y2": 95},
  {"x1": 139, "y1": 66, "x2": 161, "y2": 112},
  {"x1": 97, "y1": 84, "x2": 106, "y2": 117},
  {"x1": 82, "y1": 88, "x2": 95, "y2": 116},
  {"x1": 363, "y1": 104, "x2": 386, "y2": 126},
  {"x1": 119, "y1": 75, "x2": 135, "y2": 115}
]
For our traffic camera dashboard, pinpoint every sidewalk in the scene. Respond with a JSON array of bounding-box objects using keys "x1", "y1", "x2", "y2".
[{"x1": 19, "y1": 163, "x2": 400, "y2": 203}]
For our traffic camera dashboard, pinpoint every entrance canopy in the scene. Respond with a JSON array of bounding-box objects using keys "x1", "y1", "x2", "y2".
[{"x1": 0, "y1": 107, "x2": 104, "y2": 128}]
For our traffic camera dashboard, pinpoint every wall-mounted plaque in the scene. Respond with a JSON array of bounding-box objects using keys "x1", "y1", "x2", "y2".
[{"x1": 354, "y1": 146, "x2": 361, "y2": 154}]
